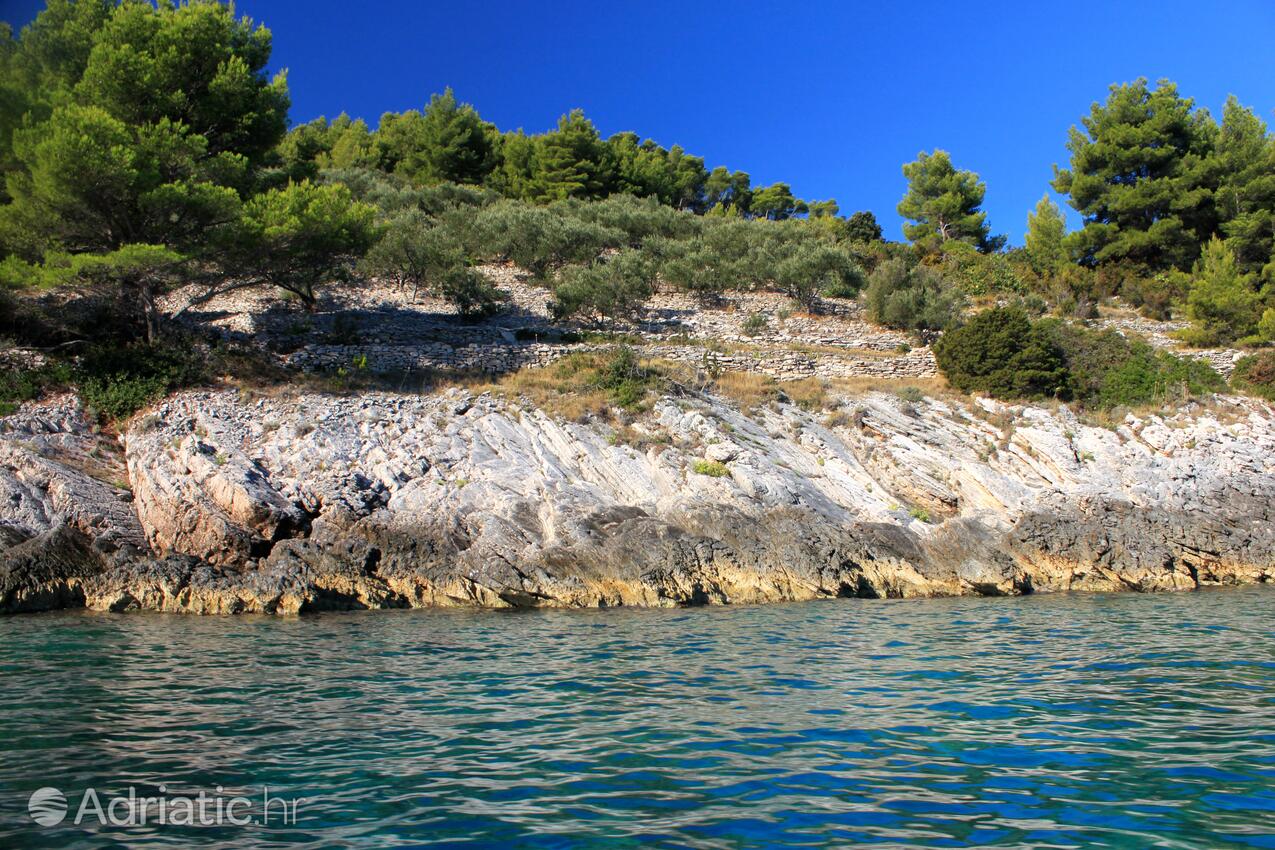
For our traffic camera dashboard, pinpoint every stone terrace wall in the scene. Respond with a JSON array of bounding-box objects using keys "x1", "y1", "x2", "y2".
[
  {"x1": 161, "y1": 265, "x2": 1249, "y2": 385},
  {"x1": 285, "y1": 341, "x2": 939, "y2": 383}
]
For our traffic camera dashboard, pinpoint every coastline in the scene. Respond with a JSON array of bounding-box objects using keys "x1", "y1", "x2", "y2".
[{"x1": 3, "y1": 385, "x2": 1271, "y2": 616}]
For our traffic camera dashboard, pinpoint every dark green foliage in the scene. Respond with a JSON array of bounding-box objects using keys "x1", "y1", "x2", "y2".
[
  {"x1": 1035, "y1": 319, "x2": 1131, "y2": 401},
  {"x1": 749, "y1": 183, "x2": 807, "y2": 220},
  {"x1": 933, "y1": 308, "x2": 1068, "y2": 399},
  {"x1": 589, "y1": 345, "x2": 655, "y2": 408},
  {"x1": 76, "y1": 341, "x2": 206, "y2": 422},
  {"x1": 231, "y1": 181, "x2": 378, "y2": 309},
  {"x1": 1, "y1": 1, "x2": 288, "y2": 260},
  {"x1": 863, "y1": 259, "x2": 963, "y2": 337},
  {"x1": 527, "y1": 110, "x2": 614, "y2": 202},
  {"x1": 1231, "y1": 351, "x2": 1275, "y2": 401},
  {"x1": 1214, "y1": 97, "x2": 1275, "y2": 282},
  {"x1": 410, "y1": 88, "x2": 496, "y2": 185},
  {"x1": 1095, "y1": 342, "x2": 1224, "y2": 407},
  {"x1": 1176, "y1": 237, "x2": 1264, "y2": 346},
  {"x1": 608, "y1": 132, "x2": 709, "y2": 210},
  {"x1": 937, "y1": 308, "x2": 1224, "y2": 407},
  {"x1": 845, "y1": 211, "x2": 884, "y2": 243},
  {"x1": 1053, "y1": 79, "x2": 1216, "y2": 270},
  {"x1": 0, "y1": 360, "x2": 73, "y2": 415},
  {"x1": 898, "y1": 149, "x2": 995, "y2": 250}
]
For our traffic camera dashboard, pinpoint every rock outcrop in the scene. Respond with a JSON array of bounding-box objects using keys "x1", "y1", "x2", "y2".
[{"x1": 2, "y1": 387, "x2": 1272, "y2": 614}]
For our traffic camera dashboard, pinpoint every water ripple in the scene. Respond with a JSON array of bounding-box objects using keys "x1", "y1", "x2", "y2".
[{"x1": 0, "y1": 588, "x2": 1273, "y2": 847}]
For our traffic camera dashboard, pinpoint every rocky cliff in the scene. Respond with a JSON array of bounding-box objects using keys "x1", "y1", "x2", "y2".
[{"x1": 2, "y1": 387, "x2": 1272, "y2": 614}]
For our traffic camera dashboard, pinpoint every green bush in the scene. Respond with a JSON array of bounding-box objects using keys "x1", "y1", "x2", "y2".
[
  {"x1": 1095, "y1": 343, "x2": 1224, "y2": 407},
  {"x1": 774, "y1": 242, "x2": 864, "y2": 308},
  {"x1": 864, "y1": 258, "x2": 964, "y2": 337},
  {"x1": 937, "y1": 308, "x2": 1224, "y2": 407},
  {"x1": 0, "y1": 361, "x2": 75, "y2": 415},
  {"x1": 742, "y1": 312, "x2": 768, "y2": 337},
  {"x1": 935, "y1": 241, "x2": 1026, "y2": 296},
  {"x1": 79, "y1": 373, "x2": 171, "y2": 421},
  {"x1": 692, "y1": 459, "x2": 729, "y2": 477},
  {"x1": 1231, "y1": 351, "x2": 1275, "y2": 401},
  {"x1": 474, "y1": 201, "x2": 623, "y2": 279},
  {"x1": 588, "y1": 346, "x2": 660, "y2": 408},
  {"x1": 552, "y1": 251, "x2": 654, "y2": 321},
  {"x1": 77, "y1": 343, "x2": 206, "y2": 422},
  {"x1": 439, "y1": 267, "x2": 507, "y2": 318},
  {"x1": 933, "y1": 307, "x2": 1068, "y2": 399}
]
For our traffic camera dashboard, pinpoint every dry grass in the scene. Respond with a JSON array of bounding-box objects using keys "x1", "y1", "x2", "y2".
[
  {"x1": 710, "y1": 370, "x2": 781, "y2": 411},
  {"x1": 487, "y1": 370, "x2": 614, "y2": 422},
  {"x1": 825, "y1": 375, "x2": 956, "y2": 401},
  {"x1": 780, "y1": 377, "x2": 830, "y2": 411}
]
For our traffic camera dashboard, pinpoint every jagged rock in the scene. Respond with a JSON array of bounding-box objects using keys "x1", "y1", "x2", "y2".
[
  {"x1": 2, "y1": 387, "x2": 1273, "y2": 614},
  {"x1": 0, "y1": 525, "x2": 99, "y2": 613}
]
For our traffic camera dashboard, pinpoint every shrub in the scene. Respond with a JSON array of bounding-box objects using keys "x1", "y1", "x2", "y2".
[
  {"x1": 933, "y1": 307, "x2": 1068, "y2": 399},
  {"x1": 863, "y1": 258, "x2": 964, "y2": 338},
  {"x1": 474, "y1": 201, "x2": 623, "y2": 279},
  {"x1": 359, "y1": 210, "x2": 466, "y2": 299},
  {"x1": 773, "y1": 242, "x2": 864, "y2": 309},
  {"x1": 935, "y1": 240, "x2": 1026, "y2": 296},
  {"x1": 939, "y1": 310, "x2": 1224, "y2": 408},
  {"x1": 742, "y1": 312, "x2": 768, "y2": 337},
  {"x1": 1231, "y1": 351, "x2": 1275, "y2": 401},
  {"x1": 551, "y1": 250, "x2": 654, "y2": 322},
  {"x1": 1095, "y1": 343, "x2": 1224, "y2": 408},
  {"x1": 0, "y1": 361, "x2": 75, "y2": 414},
  {"x1": 1037, "y1": 320, "x2": 1132, "y2": 401},
  {"x1": 77, "y1": 343, "x2": 206, "y2": 422},
  {"x1": 656, "y1": 239, "x2": 735, "y2": 302},
  {"x1": 896, "y1": 386, "x2": 925, "y2": 403},
  {"x1": 439, "y1": 267, "x2": 507, "y2": 318},
  {"x1": 692, "y1": 459, "x2": 729, "y2": 477},
  {"x1": 588, "y1": 346, "x2": 660, "y2": 408},
  {"x1": 558, "y1": 194, "x2": 697, "y2": 245}
]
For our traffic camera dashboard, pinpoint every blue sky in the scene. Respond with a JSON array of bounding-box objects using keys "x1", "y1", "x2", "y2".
[{"x1": 7, "y1": 0, "x2": 1275, "y2": 244}]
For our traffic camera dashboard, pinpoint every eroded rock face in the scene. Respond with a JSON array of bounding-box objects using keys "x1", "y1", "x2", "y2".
[{"x1": 2, "y1": 387, "x2": 1273, "y2": 614}]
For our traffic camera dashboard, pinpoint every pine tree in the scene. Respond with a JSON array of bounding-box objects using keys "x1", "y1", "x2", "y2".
[
  {"x1": 414, "y1": 88, "x2": 495, "y2": 185},
  {"x1": 1025, "y1": 194, "x2": 1067, "y2": 273},
  {"x1": 1177, "y1": 237, "x2": 1262, "y2": 346},
  {"x1": 845, "y1": 211, "x2": 883, "y2": 243},
  {"x1": 1212, "y1": 96, "x2": 1275, "y2": 281},
  {"x1": 1052, "y1": 78, "x2": 1217, "y2": 270},
  {"x1": 531, "y1": 110, "x2": 613, "y2": 202},
  {"x1": 897, "y1": 150, "x2": 994, "y2": 250}
]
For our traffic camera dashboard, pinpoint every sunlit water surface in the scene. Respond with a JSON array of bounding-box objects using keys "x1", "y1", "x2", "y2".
[{"x1": 1, "y1": 589, "x2": 1273, "y2": 848}]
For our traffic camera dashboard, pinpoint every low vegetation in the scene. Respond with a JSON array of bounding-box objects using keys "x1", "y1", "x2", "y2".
[
  {"x1": 934, "y1": 307, "x2": 1225, "y2": 408},
  {"x1": 1, "y1": 1, "x2": 1273, "y2": 424},
  {"x1": 692, "y1": 459, "x2": 730, "y2": 477},
  {"x1": 1230, "y1": 351, "x2": 1275, "y2": 401}
]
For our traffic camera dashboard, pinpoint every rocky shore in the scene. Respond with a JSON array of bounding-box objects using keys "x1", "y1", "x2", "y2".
[{"x1": 2, "y1": 384, "x2": 1272, "y2": 615}]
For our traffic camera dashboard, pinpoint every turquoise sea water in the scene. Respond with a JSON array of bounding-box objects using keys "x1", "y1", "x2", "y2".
[{"x1": 1, "y1": 589, "x2": 1273, "y2": 848}]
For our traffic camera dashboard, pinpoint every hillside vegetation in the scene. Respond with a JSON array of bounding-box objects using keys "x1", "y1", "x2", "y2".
[{"x1": 1, "y1": 2, "x2": 1274, "y2": 420}]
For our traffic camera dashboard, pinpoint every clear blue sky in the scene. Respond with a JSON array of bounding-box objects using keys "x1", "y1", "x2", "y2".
[{"x1": 7, "y1": 0, "x2": 1275, "y2": 244}]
